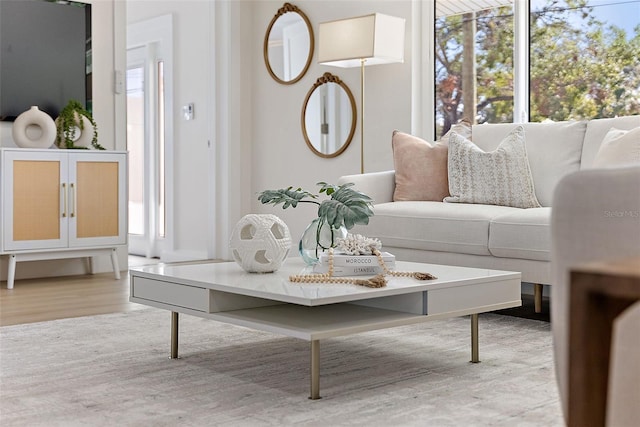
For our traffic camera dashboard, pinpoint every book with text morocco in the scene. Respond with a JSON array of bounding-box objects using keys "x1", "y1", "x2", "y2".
[{"x1": 317, "y1": 251, "x2": 396, "y2": 267}]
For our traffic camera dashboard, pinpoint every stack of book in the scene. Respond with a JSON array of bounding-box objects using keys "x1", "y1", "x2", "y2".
[{"x1": 312, "y1": 252, "x2": 396, "y2": 276}]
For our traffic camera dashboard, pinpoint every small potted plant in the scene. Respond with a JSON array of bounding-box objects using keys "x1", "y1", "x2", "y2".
[
  {"x1": 55, "y1": 100, "x2": 104, "y2": 150},
  {"x1": 258, "y1": 182, "x2": 374, "y2": 264}
]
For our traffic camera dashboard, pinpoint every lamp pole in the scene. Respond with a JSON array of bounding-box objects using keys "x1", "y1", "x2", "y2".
[{"x1": 360, "y1": 58, "x2": 365, "y2": 174}]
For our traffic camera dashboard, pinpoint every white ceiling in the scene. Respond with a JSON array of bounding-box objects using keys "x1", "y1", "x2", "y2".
[{"x1": 436, "y1": 0, "x2": 513, "y2": 17}]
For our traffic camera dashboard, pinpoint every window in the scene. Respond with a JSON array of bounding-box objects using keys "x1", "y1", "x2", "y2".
[
  {"x1": 433, "y1": 0, "x2": 639, "y2": 135},
  {"x1": 530, "y1": 0, "x2": 640, "y2": 121},
  {"x1": 126, "y1": 64, "x2": 145, "y2": 236},
  {"x1": 435, "y1": 2, "x2": 514, "y2": 137}
]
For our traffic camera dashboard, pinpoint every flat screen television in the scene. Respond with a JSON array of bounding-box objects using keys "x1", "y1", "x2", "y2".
[{"x1": 0, "y1": 0, "x2": 91, "y2": 121}]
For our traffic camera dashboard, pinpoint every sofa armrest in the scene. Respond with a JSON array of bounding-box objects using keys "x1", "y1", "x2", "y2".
[
  {"x1": 338, "y1": 170, "x2": 395, "y2": 204},
  {"x1": 551, "y1": 165, "x2": 640, "y2": 422}
]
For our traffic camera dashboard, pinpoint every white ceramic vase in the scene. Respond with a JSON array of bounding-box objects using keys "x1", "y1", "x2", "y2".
[
  {"x1": 12, "y1": 106, "x2": 56, "y2": 149},
  {"x1": 55, "y1": 112, "x2": 95, "y2": 148},
  {"x1": 229, "y1": 214, "x2": 292, "y2": 273}
]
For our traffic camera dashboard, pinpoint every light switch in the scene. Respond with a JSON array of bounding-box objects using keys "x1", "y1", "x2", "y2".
[
  {"x1": 114, "y1": 70, "x2": 124, "y2": 94},
  {"x1": 183, "y1": 103, "x2": 194, "y2": 120}
]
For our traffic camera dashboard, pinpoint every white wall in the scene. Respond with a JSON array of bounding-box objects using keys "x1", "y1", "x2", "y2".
[
  {"x1": 125, "y1": 0, "x2": 413, "y2": 260},
  {"x1": 124, "y1": 0, "x2": 412, "y2": 261},
  {"x1": 127, "y1": 1, "x2": 214, "y2": 261},
  {"x1": 250, "y1": 0, "x2": 412, "y2": 247},
  {"x1": 125, "y1": 1, "x2": 254, "y2": 262}
]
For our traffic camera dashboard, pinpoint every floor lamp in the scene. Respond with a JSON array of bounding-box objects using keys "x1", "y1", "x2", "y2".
[{"x1": 318, "y1": 13, "x2": 405, "y2": 174}]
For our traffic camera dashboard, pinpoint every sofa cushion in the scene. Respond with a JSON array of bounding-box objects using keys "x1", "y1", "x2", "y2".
[
  {"x1": 445, "y1": 126, "x2": 541, "y2": 209},
  {"x1": 391, "y1": 131, "x2": 449, "y2": 202},
  {"x1": 472, "y1": 120, "x2": 587, "y2": 207},
  {"x1": 391, "y1": 120, "x2": 472, "y2": 202},
  {"x1": 489, "y1": 208, "x2": 551, "y2": 261},
  {"x1": 581, "y1": 115, "x2": 640, "y2": 169},
  {"x1": 592, "y1": 127, "x2": 640, "y2": 168},
  {"x1": 440, "y1": 119, "x2": 473, "y2": 144},
  {"x1": 363, "y1": 201, "x2": 518, "y2": 256}
]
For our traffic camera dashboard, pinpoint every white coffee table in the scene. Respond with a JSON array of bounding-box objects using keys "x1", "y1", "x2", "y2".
[{"x1": 129, "y1": 259, "x2": 521, "y2": 399}]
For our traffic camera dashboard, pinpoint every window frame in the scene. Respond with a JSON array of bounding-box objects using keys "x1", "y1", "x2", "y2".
[{"x1": 413, "y1": 0, "x2": 530, "y2": 140}]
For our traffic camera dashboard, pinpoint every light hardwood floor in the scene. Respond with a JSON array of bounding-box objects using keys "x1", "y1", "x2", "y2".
[{"x1": 0, "y1": 257, "x2": 163, "y2": 326}]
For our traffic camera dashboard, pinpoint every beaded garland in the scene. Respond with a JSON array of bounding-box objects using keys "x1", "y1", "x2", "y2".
[{"x1": 289, "y1": 247, "x2": 437, "y2": 288}]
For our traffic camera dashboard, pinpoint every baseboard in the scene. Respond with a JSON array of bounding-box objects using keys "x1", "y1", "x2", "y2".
[{"x1": 160, "y1": 250, "x2": 210, "y2": 263}]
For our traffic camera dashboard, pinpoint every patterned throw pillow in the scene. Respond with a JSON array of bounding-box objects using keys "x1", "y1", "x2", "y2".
[
  {"x1": 444, "y1": 126, "x2": 541, "y2": 209},
  {"x1": 392, "y1": 120, "x2": 472, "y2": 202}
]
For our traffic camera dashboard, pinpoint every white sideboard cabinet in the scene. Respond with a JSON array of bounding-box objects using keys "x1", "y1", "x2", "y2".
[{"x1": 0, "y1": 148, "x2": 128, "y2": 289}]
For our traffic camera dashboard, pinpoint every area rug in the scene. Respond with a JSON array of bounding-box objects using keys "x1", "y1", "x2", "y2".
[{"x1": 0, "y1": 309, "x2": 563, "y2": 426}]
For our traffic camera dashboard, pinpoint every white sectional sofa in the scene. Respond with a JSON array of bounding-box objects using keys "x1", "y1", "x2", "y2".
[
  {"x1": 551, "y1": 165, "x2": 640, "y2": 424},
  {"x1": 339, "y1": 115, "x2": 640, "y2": 310}
]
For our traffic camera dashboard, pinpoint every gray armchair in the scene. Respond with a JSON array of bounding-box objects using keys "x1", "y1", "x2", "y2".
[{"x1": 551, "y1": 166, "x2": 640, "y2": 426}]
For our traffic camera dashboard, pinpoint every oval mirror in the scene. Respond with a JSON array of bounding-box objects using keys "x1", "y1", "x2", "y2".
[
  {"x1": 302, "y1": 73, "x2": 357, "y2": 158},
  {"x1": 264, "y1": 3, "x2": 314, "y2": 85}
]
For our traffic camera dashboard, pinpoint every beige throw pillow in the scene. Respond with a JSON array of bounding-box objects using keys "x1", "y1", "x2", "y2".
[
  {"x1": 592, "y1": 127, "x2": 640, "y2": 168},
  {"x1": 392, "y1": 131, "x2": 449, "y2": 201},
  {"x1": 445, "y1": 126, "x2": 541, "y2": 209},
  {"x1": 392, "y1": 120, "x2": 472, "y2": 202}
]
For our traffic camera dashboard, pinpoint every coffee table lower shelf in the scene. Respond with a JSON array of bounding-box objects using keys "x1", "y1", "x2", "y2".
[{"x1": 134, "y1": 299, "x2": 519, "y2": 399}]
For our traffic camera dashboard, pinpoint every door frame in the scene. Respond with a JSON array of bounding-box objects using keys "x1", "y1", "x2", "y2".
[{"x1": 126, "y1": 14, "x2": 174, "y2": 259}]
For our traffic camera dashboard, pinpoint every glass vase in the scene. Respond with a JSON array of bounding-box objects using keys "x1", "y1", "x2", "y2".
[{"x1": 298, "y1": 217, "x2": 347, "y2": 265}]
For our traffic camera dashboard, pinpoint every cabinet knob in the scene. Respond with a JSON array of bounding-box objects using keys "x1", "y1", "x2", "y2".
[
  {"x1": 61, "y1": 183, "x2": 67, "y2": 218},
  {"x1": 70, "y1": 183, "x2": 76, "y2": 218}
]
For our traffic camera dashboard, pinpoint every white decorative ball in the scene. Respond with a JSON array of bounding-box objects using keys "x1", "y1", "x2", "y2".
[
  {"x1": 12, "y1": 106, "x2": 57, "y2": 148},
  {"x1": 229, "y1": 214, "x2": 292, "y2": 273}
]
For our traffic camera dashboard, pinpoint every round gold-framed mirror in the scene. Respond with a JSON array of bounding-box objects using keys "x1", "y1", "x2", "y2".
[
  {"x1": 301, "y1": 73, "x2": 357, "y2": 158},
  {"x1": 263, "y1": 3, "x2": 314, "y2": 85}
]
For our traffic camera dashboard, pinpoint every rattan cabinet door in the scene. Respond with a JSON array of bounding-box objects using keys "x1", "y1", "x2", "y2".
[
  {"x1": 68, "y1": 152, "x2": 127, "y2": 247},
  {"x1": 2, "y1": 150, "x2": 68, "y2": 251}
]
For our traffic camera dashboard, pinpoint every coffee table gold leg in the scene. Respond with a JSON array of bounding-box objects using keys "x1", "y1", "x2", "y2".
[
  {"x1": 171, "y1": 311, "x2": 179, "y2": 359},
  {"x1": 309, "y1": 340, "x2": 321, "y2": 399},
  {"x1": 471, "y1": 313, "x2": 480, "y2": 363}
]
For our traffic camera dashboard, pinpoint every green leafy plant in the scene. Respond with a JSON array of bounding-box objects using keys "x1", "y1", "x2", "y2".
[
  {"x1": 55, "y1": 100, "x2": 104, "y2": 150},
  {"x1": 258, "y1": 182, "x2": 374, "y2": 230}
]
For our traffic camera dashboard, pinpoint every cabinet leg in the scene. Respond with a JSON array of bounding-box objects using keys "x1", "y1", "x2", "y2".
[
  {"x1": 7, "y1": 254, "x2": 17, "y2": 290},
  {"x1": 111, "y1": 248, "x2": 121, "y2": 280},
  {"x1": 88, "y1": 257, "x2": 95, "y2": 275}
]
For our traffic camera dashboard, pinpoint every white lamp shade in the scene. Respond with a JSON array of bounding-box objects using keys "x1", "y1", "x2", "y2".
[{"x1": 318, "y1": 13, "x2": 405, "y2": 68}]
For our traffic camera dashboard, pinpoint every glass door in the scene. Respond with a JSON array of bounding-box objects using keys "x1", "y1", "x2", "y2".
[{"x1": 126, "y1": 46, "x2": 166, "y2": 258}]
